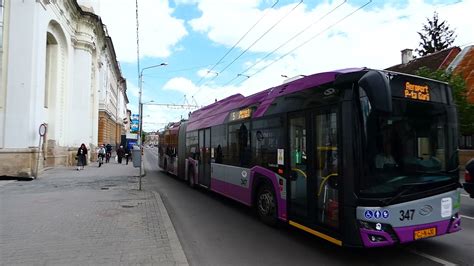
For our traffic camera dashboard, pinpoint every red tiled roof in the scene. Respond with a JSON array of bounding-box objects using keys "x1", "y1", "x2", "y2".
[
  {"x1": 385, "y1": 47, "x2": 461, "y2": 75},
  {"x1": 451, "y1": 46, "x2": 474, "y2": 103}
]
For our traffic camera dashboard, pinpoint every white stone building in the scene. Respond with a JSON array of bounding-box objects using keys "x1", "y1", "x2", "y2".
[
  {"x1": 0, "y1": 0, "x2": 128, "y2": 178},
  {"x1": 97, "y1": 33, "x2": 129, "y2": 150}
]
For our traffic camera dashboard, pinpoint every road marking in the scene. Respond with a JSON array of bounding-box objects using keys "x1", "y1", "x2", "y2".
[
  {"x1": 461, "y1": 193, "x2": 470, "y2": 198},
  {"x1": 408, "y1": 249, "x2": 456, "y2": 266},
  {"x1": 460, "y1": 215, "x2": 474, "y2": 220}
]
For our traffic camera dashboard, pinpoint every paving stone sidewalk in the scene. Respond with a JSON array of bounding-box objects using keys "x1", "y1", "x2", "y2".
[{"x1": 0, "y1": 162, "x2": 188, "y2": 266}]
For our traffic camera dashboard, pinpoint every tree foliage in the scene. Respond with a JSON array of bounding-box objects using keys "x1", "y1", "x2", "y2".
[
  {"x1": 416, "y1": 12, "x2": 456, "y2": 56},
  {"x1": 416, "y1": 67, "x2": 474, "y2": 135}
]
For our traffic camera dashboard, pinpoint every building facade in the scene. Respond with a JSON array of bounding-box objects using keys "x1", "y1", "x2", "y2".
[
  {"x1": 0, "y1": 0, "x2": 127, "y2": 178},
  {"x1": 97, "y1": 35, "x2": 128, "y2": 150},
  {"x1": 145, "y1": 132, "x2": 159, "y2": 146}
]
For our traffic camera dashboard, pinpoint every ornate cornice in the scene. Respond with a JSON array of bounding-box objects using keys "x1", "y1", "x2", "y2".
[{"x1": 71, "y1": 32, "x2": 96, "y2": 53}]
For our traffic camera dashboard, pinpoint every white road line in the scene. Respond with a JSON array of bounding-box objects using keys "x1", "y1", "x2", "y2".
[
  {"x1": 460, "y1": 215, "x2": 474, "y2": 220},
  {"x1": 461, "y1": 193, "x2": 470, "y2": 198},
  {"x1": 408, "y1": 249, "x2": 456, "y2": 266}
]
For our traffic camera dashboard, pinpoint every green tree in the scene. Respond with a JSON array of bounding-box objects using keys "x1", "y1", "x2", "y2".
[
  {"x1": 416, "y1": 12, "x2": 456, "y2": 56},
  {"x1": 416, "y1": 67, "x2": 474, "y2": 135}
]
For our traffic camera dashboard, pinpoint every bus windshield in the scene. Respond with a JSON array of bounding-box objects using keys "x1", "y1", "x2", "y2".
[{"x1": 359, "y1": 97, "x2": 457, "y2": 196}]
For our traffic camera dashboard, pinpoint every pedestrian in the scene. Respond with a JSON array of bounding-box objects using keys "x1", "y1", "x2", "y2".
[
  {"x1": 76, "y1": 143, "x2": 88, "y2": 170},
  {"x1": 97, "y1": 144, "x2": 106, "y2": 167},
  {"x1": 116, "y1": 145, "x2": 125, "y2": 164},
  {"x1": 105, "y1": 143, "x2": 112, "y2": 163},
  {"x1": 125, "y1": 145, "x2": 131, "y2": 165}
]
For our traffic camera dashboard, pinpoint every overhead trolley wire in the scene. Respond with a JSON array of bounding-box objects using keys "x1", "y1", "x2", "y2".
[
  {"x1": 205, "y1": 0, "x2": 304, "y2": 85},
  {"x1": 143, "y1": 61, "x2": 229, "y2": 78},
  {"x1": 234, "y1": 0, "x2": 372, "y2": 85},
  {"x1": 222, "y1": 0, "x2": 347, "y2": 87},
  {"x1": 194, "y1": 0, "x2": 280, "y2": 88}
]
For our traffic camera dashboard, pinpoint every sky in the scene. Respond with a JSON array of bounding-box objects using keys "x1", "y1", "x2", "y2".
[{"x1": 83, "y1": 0, "x2": 473, "y2": 132}]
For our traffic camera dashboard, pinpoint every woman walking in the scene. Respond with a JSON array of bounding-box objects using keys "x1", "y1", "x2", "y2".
[{"x1": 76, "y1": 143, "x2": 88, "y2": 170}]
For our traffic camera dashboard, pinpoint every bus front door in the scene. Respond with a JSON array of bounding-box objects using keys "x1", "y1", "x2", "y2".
[
  {"x1": 314, "y1": 110, "x2": 339, "y2": 229},
  {"x1": 288, "y1": 114, "x2": 309, "y2": 220},
  {"x1": 288, "y1": 109, "x2": 340, "y2": 235}
]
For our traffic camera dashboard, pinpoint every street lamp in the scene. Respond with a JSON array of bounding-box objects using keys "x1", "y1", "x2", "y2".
[{"x1": 138, "y1": 63, "x2": 167, "y2": 190}]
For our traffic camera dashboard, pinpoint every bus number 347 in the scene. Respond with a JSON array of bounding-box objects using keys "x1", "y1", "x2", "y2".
[{"x1": 399, "y1": 209, "x2": 415, "y2": 221}]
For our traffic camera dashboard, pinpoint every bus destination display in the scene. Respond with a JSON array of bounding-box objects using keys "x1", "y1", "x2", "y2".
[
  {"x1": 404, "y1": 82, "x2": 430, "y2": 101},
  {"x1": 230, "y1": 108, "x2": 252, "y2": 121}
]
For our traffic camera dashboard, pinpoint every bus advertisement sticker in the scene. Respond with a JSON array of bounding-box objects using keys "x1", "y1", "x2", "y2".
[
  {"x1": 441, "y1": 197, "x2": 452, "y2": 218},
  {"x1": 277, "y1": 149, "x2": 284, "y2": 165}
]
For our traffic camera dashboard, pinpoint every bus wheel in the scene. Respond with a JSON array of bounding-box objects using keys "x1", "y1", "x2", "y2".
[
  {"x1": 256, "y1": 182, "x2": 277, "y2": 226},
  {"x1": 188, "y1": 166, "x2": 195, "y2": 188}
]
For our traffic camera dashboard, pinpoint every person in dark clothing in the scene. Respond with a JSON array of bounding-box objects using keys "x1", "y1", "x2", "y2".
[
  {"x1": 215, "y1": 145, "x2": 223, "y2": 164},
  {"x1": 238, "y1": 123, "x2": 249, "y2": 166},
  {"x1": 125, "y1": 146, "x2": 131, "y2": 165},
  {"x1": 116, "y1": 145, "x2": 125, "y2": 164},
  {"x1": 76, "y1": 143, "x2": 88, "y2": 170},
  {"x1": 105, "y1": 143, "x2": 112, "y2": 163}
]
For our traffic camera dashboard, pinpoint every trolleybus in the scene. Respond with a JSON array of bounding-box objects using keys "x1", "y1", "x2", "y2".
[{"x1": 157, "y1": 68, "x2": 462, "y2": 247}]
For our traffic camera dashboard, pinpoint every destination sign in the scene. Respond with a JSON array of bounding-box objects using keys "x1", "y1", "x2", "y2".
[
  {"x1": 390, "y1": 74, "x2": 447, "y2": 104},
  {"x1": 230, "y1": 108, "x2": 252, "y2": 121},
  {"x1": 404, "y1": 82, "x2": 430, "y2": 101}
]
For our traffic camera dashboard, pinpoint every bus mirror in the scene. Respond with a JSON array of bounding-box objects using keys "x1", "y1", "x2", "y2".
[{"x1": 358, "y1": 71, "x2": 392, "y2": 113}]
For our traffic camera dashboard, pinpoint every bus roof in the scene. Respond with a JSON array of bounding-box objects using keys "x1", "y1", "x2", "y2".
[
  {"x1": 160, "y1": 121, "x2": 183, "y2": 135},
  {"x1": 187, "y1": 68, "x2": 365, "y2": 131}
]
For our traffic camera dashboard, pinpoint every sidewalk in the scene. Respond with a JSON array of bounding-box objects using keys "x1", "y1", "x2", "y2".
[{"x1": 0, "y1": 162, "x2": 188, "y2": 265}]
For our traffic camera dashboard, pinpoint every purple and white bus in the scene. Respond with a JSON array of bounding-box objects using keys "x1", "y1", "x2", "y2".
[{"x1": 159, "y1": 68, "x2": 462, "y2": 247}]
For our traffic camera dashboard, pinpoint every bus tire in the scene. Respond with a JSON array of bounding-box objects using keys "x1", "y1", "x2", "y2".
[
  {"x1": 188, "y1": 165, "x2": 195, "y2": 188},
  {"x1": 256, "y1": 182, "x2": 278, "y2": 226}
]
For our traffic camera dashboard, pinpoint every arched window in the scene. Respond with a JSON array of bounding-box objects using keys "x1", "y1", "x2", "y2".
[{"x1": 44, "y1": 32, "x2": 58, "y2": 108}]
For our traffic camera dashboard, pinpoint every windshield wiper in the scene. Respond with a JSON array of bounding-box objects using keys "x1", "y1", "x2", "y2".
[{"x1": 381, "y1": 183, "x2": 424, "y2": 206}]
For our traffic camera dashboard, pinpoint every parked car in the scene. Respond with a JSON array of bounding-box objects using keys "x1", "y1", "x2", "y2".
[{"x1": 464, "y1": 158, "x2": 474, "y2": 198}]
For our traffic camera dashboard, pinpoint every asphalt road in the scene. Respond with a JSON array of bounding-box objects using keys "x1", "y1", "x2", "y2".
[{"x1": 143, "y1": 148, "x2": 474, "y2": 266}]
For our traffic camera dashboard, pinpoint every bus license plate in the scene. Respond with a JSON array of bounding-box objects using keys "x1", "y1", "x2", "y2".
[{"x1": 414, "y1": 227, "x2": 437, "y2": 240}]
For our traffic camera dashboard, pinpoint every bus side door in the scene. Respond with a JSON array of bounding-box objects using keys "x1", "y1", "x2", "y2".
[{"x1": 198, "y1": 128, "x2": 211, "y2": 187}]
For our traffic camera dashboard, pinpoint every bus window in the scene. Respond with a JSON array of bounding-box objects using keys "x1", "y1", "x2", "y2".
[
  {"x1": 251, "y1": 117, "x2": 284, "y2": 170},
  {"x1": 186, "y1": 131, "x2": 198, "y2": 159},
  {"x1": 228, "y1": 122, "x2": 250, "y2": 166},
  {"x1": 360, "y1": 99, "x2": 449, "y2": 195},
  {"x1": 211, "y1": 124, "x2": 227, "y2": 164},
  {"x1": 315, "y1": 112, "x2": 339, "y2": 228}
]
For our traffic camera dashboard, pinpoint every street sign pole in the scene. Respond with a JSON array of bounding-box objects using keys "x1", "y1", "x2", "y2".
[{"x1": 35, "y1": 123, "x2": 47, "y2": 179}]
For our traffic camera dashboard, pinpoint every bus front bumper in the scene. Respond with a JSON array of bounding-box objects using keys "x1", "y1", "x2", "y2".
[{"x1": 359, "y1": 215, "x2": 461, "y2": 248}]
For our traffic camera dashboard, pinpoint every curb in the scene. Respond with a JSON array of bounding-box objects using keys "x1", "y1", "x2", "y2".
[{"x1": 152, "y1": 190, "x2": 189, "y2": 266}]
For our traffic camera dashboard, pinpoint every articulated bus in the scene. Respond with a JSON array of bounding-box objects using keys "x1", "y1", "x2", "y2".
[{"x1": 157, "y1": 68, "x2": 462, "y2": 247}]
